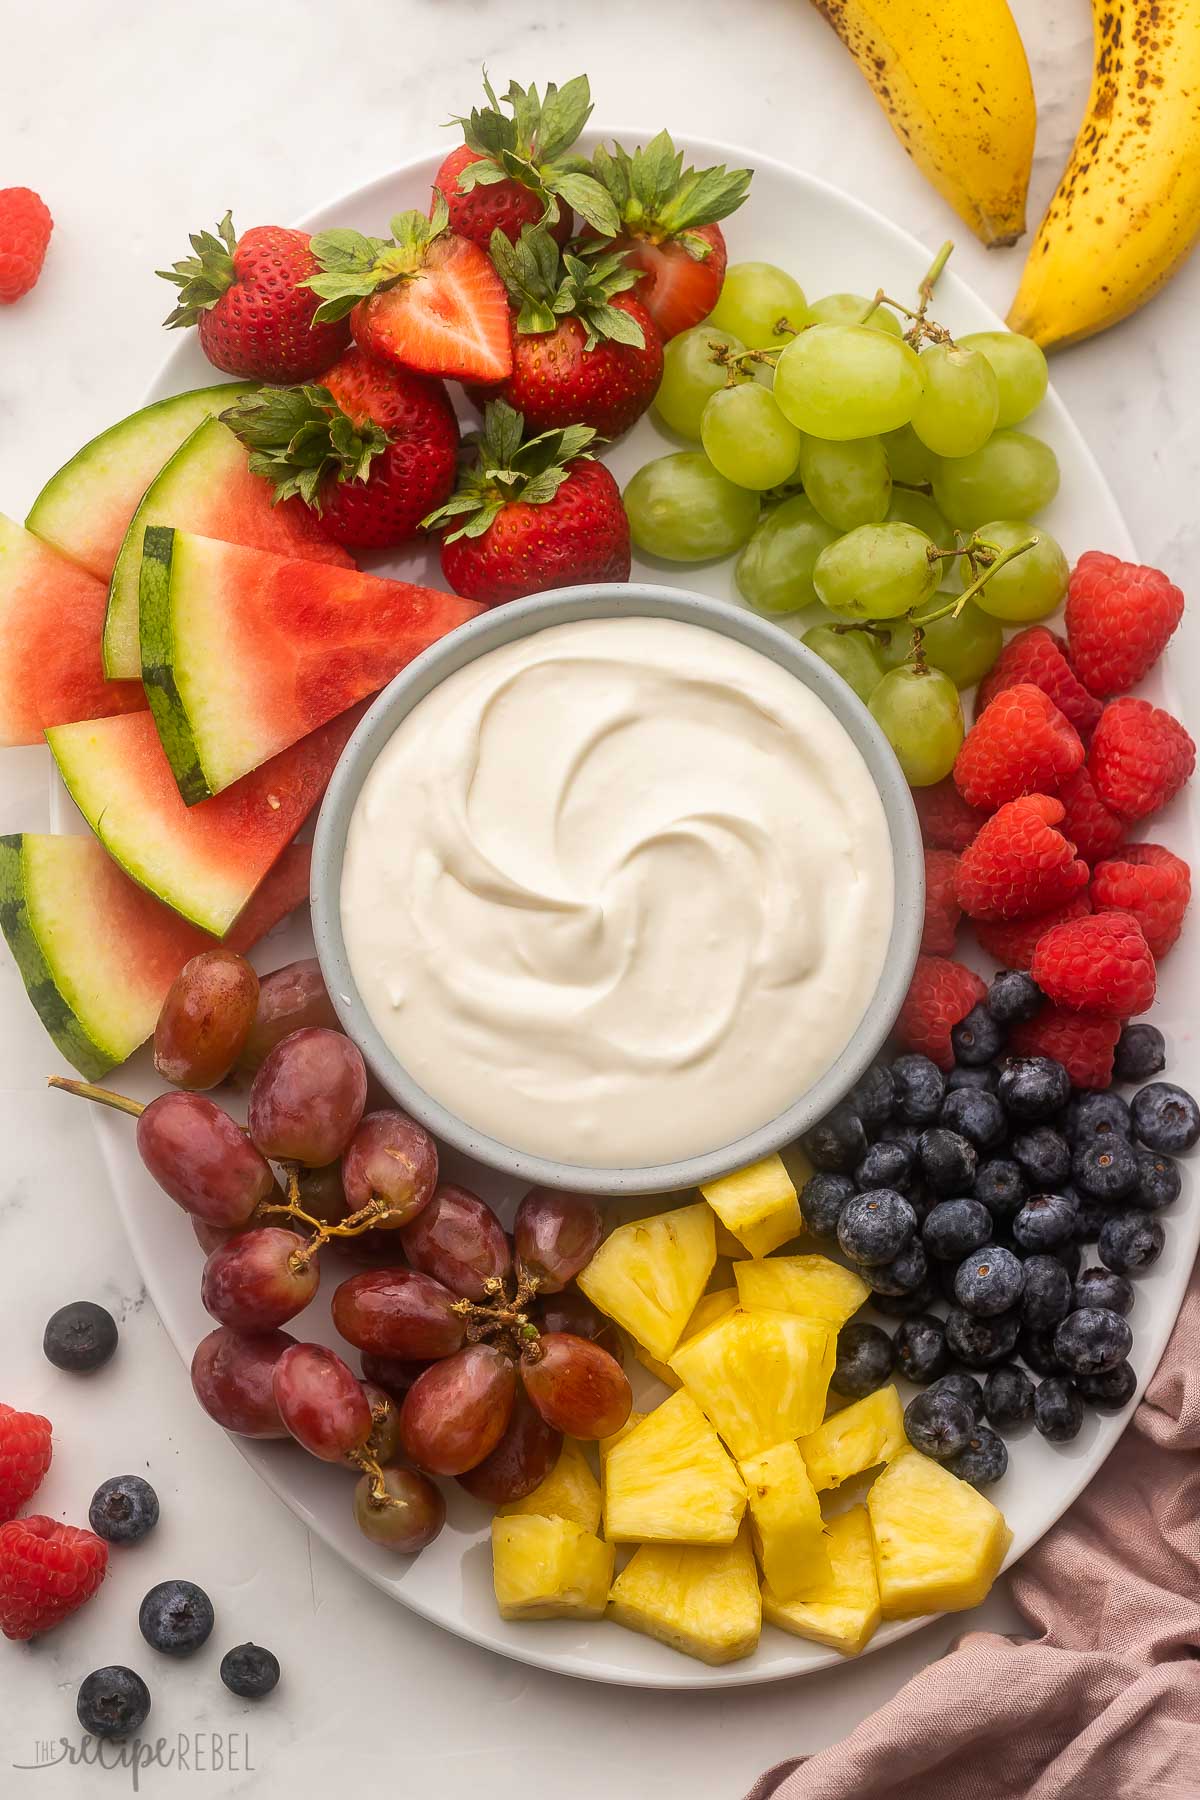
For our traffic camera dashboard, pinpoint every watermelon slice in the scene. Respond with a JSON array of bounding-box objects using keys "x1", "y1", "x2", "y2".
[
  {"x1": 0, "y1": 516, "x2": 145, "y2": 747},
  {"x1": 47, "y1": 704, "x2": 362, "y2": 935},
  {"x1": 0, "y1": 833, "x2": 311, "y2": 1080},
  {"x1": 140, "y1": 528, "x2": 483, "y2": 802},
  {"x1": 104, "y1": 416, "x2": 355, "y2": 679},
  {"x1": 25, "y1": 384, "x2": 252, "y2": 583}
]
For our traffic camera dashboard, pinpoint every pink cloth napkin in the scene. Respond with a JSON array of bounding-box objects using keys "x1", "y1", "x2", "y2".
[{"x1": 748, "y1": 1270, "x2": 1200, "y2": 1800}]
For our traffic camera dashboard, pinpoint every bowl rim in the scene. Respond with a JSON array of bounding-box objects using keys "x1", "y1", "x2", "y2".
[{"x1": 311, "y1": 581, "x2": 924, "y2": 1195}]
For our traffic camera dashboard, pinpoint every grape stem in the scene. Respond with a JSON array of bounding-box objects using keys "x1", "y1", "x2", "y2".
[
  {"x1": 48, "y1": 1075, "x2": 146, "y2": 1118},
  {"x1": 347, "y1": 1446, "x2": 395, "y2": 1509},
  {"x1": 910, "y1": 533, "x2": 1040, "y2": 628},
  {"x1": 450, "y1": 1269, "x2": 543, "y2": 1351},
  {"x1": 861, "y1": 239, "x2": 956, "y2": 348}
]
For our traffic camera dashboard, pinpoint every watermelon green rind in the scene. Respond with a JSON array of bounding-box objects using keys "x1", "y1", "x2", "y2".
[
  {"x1": 0, "y1": 834, "x2": 114, "y2": 1079},
  {"x1": 139, "y1": 525, "x2": 210, "y2": 802}
]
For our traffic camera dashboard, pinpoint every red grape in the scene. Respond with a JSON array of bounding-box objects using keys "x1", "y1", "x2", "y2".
[
  {"x1": 341, "y1": 1110, "x2": 438, "y2": 1228},
  {"x1": 521, "y1": 1332, "x2": 632, "y2": 1439},
  {"x1": 201, "y1": 1227, "x2": 320, "y2": 1330},
  {"x1": 248, "y1": 1027, "x2": 367, "y2": 1166},
  {"x1": 400, "y1": 1185, "x2": 512, "y2": 1300},
  {"x1": 154, "y1": 949, "x2": 259, "y2": 1090},
  {"x1": 399, "y1": 1344, "x2": 516, "y2": 1476},
  {"x1": 514, "y1": 1188, "x2": 603, "y2": 1293},
  {"x1": 192, "y1": 1216, "x2": 233, "y2": 1255},
  {"x1": 297, "y1": 1162, "x2": 351, "y2": 1228},
  {"x1": 353, "y1": 1465, "x2": 445, "y2": 1552},
  {"x1": 136, "y1": 1091, "x2": 275, "y2": 1228},
  {"x1": 238, "y1": 958, "x2": 341, "y2": 1075},
  {"x1": 331, "y1": 1268, "x2": 465, "y2": 1361},
  {"x1": 456, "y1": 1386, "x2": 562, "y2": 1505},
  {"x1": 359, "y1": 1352, "x2": 433, "y2": 1402},
  {"x1": 354, "y1": 1382, "x2": 404, "y2": 1466},
  {"x1": 272, "y1": 1342, "x2": 372, "y2": 1461},
  {"x1": 190, "y1": 1326, "x2": 296, "y2": 1437},
  {"x1": 536, "y1": 1290, "x2": 624, "y2": 1364}
]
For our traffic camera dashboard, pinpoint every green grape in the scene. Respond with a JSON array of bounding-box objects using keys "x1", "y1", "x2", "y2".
[
  {"x1": 958, "y1": 331, "x2": 1049, "y2": 428},
  {"x1": 802, "y1": 624, "x2": 885, "y2": 703},
  {"x1": 707, "y1": 262, "x2": 807, "y2": 350},
  {"x1": 655, "y1": 325, "x2": 750, "y2": 440},
  {"x1": 886, "y1": 487, "x2": 952, "y2": 547},
  {"x1": 882, "y1": 423, "x2": 938, "y2": 487},
  {"x1": 804, "y1": 293, "x2": 903, "y2": 337},
  {"x1": 735, "y1": 495, "x2": 838, "y2": 615},
  {"x1": 910, "y1": 343, "x2": 999, "y2": 459},
  {"x1": 701, "y1": 384, "x2": 802, "y2": 490},
  {"x1": 624, "y1": 453, "x2": 760, "y2": 561},
  {"x1": 774, "y1": 326, "x2": 924, "y2": 441},
  {"x1": 796, "y1": 434, "x2": 891, "y2": 531},
  {"x1": 963, "y1": 519, "x2": 1070, "y2": 622},
  {"x1": 813, "y1": 521, "x2": 938, "y2": 620},
  {"x1": 932, "y1": 429, "x2": 1060, "y2": 530},
  {"x1": 877, "y1": 602, "x2": 1004, "y2": 688},
  {"x1": 869, "y1": 664, "x2": 964, "y2": 786}
]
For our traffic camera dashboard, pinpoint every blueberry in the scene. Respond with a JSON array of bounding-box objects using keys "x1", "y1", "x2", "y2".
[
  {"x1": 998, "y1": 1056, "x2": 1071, "y2": 1122},
  {"x1": 1011, "y1": 1126, "x2": 1071, "y2": 1190},
  {"x1": 1012, "y1": 1192, "x2": 1078, "y2": 1254},
  {"x1": 138, "y1": 1580, "x2": 215, "y2": 1658},
  {"x1": 951, "y1": 1002, "x2": 1005, "y2": 1066},
  {"x1": 855, "y1": 1139, "x2": 914, "y2": 1193},
  {"x1": 1055, "y1": 1238, "x2": 1082, "y2": 1281},
  {"x1": 891, "y1": 1054, "x2": 946, "y2": 1124},
  {"x1": 917, "y1": 1127, "x2": 978, "y2": 1196},
  {"x1": 1034, "y1": 1376, "x2": 1084, "y2": 1443},
  {"x1": 88, "y1": 1476, "x2": 160, "y2": 1545},
  {"x1": 869, "y1": 1239, "x2": 929, "y2": 1296},
  {"x1": 922, "y1": 1197, "x2": 992, "y2": 1262},
  {"x1": 1071, "y1": 1192, "x2": 1111, "y2": 1242},
  {"x1": 946, "y1": 1064, "x2": 1000, "y2": 1097},
  {"x1": 849, "y1": 1063, "x2": 895, "y2": 1132},
  {"x1": 941, "y1": 1086, "x2": 1007, "y2": 1150},
  {"x1": 1131, "y1": 1149, "x2": 1181, "y2": 1211},
  {"x1": 947, "y1": 1425, "x2": 1009, "y2": 1489},
  {"x1": 1018, "y1": 1322, "x2": 1064, "y2": 1376},
  {"x1": 973, "y1": 1158, "x2": 1029, "y2": 1222},
  {"x1": 43, "y1": 1301, "x2": 118, "y2": 1373},
  {"x1": 986, "y1": 970, "x2": 1043, "y2": 1025},
  {"x1": 904, "y1": 1388, "x2": 975, "y2": 1460},
  {"x1": 984, "y1": 1363, "x2": 1035, "y2": 1430},
  {"x1": 1066, "y1": 1090, "x2": 1132, "y2": 1145},
  {"x1": 76, "y1": 1666, "x2": 151, "y2": 1740},
  {"x1": 1074, "y1": 1360, "x2": 1138, "y2": 1410},
  {"x1": 800, "y1": 1172, "x2": 856, "y2": 1240},
  {"x1": 220, "y1": 1643, "x2": 281, "y2": 1700},
  {"x1": 878, "y1": 1122, "x2": 922, "y2": 1156},
  {"x1": 1131, "y1": 1081, "x2": 1200, "y2": 1154},
  {"x1": 945, "y1": 1305, "x2": 1021, "y2": 1368},
  {"x1": 831, "y1": 1322, "x2": 895, "y2": 1398},
  {"x1": 892, "y1": 1312, "x2": 949, "y2": 1384},
  {"x1": 1113, "y1": 1023, "x2": 1167, "y2": 1084},
  {"x1": 837, "y1": 1188, "x2": 916, "y2": 1267},
  {"x1": 1098, "y1": 1212, "x2": 1164, "y2": 1275},
  {"x1": 1071, "y1": 1136, "x2": 1139, "y2": 1202},
  {"x1": 1053, "y1": 1306, "x2": 1133, "y2": 1375},
  {"x1": 871, "y1": 1278, "x2": 939, "y2": 1318},
  {"x1": 927, "y1": 1372, "x2": 985, "y2": 1421},
  {"x1": 1020, "y1": 1254, "x2": 1072, "y2": 1329},
  {"x1": 1072, "y1": 1267, "x2": 1134, "y2": 1317},
  {"x1": 803, "y1": 1104, "x2": 869, "y2": 1172},
  {"x1": 954, "y1": 1245, "x2": 1025, "y2": 1317}
]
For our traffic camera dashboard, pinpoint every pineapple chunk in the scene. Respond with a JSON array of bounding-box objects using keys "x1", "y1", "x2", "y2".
[
  {"x1": 633, "y1": 1344, "x2": 682, "y2": 1389},
  {"x1": 498, "y1": 1439, "x2": 601, "y2": 1534},
  {"x1": 734, "y1": 1255, "x2": 869, "y2": 1330},
  {"x1": 492, "y1": 1515, "x2": 614, "y2": 1620},
  {"x1": 799, "y1": 1385, "x2": 907, "y2": 1491},
  {"x1": 763, "y1": 1505, "x2": 880, "y2": 1655},
  {"x1": 686, "y1": 1287, "x2": 739, "y2": 1339},
  {"x1": 578, "y1": 1203, "x2": 715, "y2": 1362},
  {"x1": 600, "y1": 1409, "x2": 646, "y2": 1463},
  {"x1": 608, "y1": 1527, "x2": 761, "y2": 1665},
  {"x1": 671, "y1": 1308, "x2": 835, "y2": 1460},
  {"x1": 738, "y1": 1440, "x2": 830, "y2": 1601},
  {"x1": 701, "y1": 1154, "x2": 802, "y2": 1258},
  {"x1": 869, "y1": 1450, "x2": 1012, "y2": 1618},
  {"x1": 604, "y1": 1390, "x2": 746, "y2": 1544},
  {"x1": 712, "y1": 1221, "x2": 751, "y2": 1261}
]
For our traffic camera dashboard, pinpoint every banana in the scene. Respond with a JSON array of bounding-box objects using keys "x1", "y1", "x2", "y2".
[
  {"x1": 1008, "y1": 0, "x2": 1200, "y2": 349},
  {"x1": 810, "y1": 0, "x2": 1035, "y2": 247}
]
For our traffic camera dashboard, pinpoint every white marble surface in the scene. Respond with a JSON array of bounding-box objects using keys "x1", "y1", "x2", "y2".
[{"x1": 2, "y1": 1, "x2": 1198, "y2": 1793}]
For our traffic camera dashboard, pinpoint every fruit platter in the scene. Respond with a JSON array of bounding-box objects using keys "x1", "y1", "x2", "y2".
[{"x1": 1, "y1": 73, "x2": 1196, "y2": 1695}]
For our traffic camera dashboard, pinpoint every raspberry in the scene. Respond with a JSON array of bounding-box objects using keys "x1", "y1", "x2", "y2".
[
  {"x1": 1008, "y1": 1007, "x2": 1121, "y2": 1090},
  {"x1": 913, "y1": 778, "x2": 989, "y2": 851},
  {"x1": 1056, "y1": 764, "x2": 1126, "y2": 865},
  {"x1": 1088, "y1": 698, "x2": 1196, "y2": 822},
  {"x1": 954, "y1": 684, "x2": 1084, "y2": 811},
  {"x1": 921, "y1": 850, "x2": 961, "y2": 955},
  {"x1": 0, "y1": 188, "x2": 53, "y2": 304},
  {"x1": 1065, "y1": 551, "x2": 1184, "y2": 697},
  {"x1": 0, "y1": 1515, "x2": 107, "y2": 1640},
  {"x1": 1030, "y1": 910, "x2": 1157, "y2": 1017},
  {"x1": 895, "y1": 955, "x2": 987, "y2": 1071},
  {"x1": 1090, "y1": 843, "x2": 1192, "y2": 957},
  {"x1": 974, "y1": 894, "x2": 1093, "y2": 970},
  {"x1": 975, "y1": 626, "x2": 1103, "y2": 738},
  {"x1": 0, "y1": 1404, "x2": 52, "y2": 1523},
  {"x1": 955, "y1": 794, "x2": 1090, "y2": 923}
]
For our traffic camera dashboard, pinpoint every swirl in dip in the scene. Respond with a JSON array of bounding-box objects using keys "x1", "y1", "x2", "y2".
[{"x1": 340, "y1": 615, "x2": 894, "y2": 1168}]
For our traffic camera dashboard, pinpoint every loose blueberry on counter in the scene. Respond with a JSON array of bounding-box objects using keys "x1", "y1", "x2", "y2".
[
  {"x1": 1012, "y1": 1192, "x2": 1078, "y2": 1255},
  {"x1": 890, "y1": 1054, "x2": 946, "y2": 1124},
  {"x1": 1011, "y1": 1126, "x2": 1071, "y2": 1189},
  {"x1": 220, "y1": 1643, "x2": 281, "y2": 1700},
  {"x1": 837, "y1": 1188, "x2": 917, "y2": 1266},
  {"x1": 89, "y1": 1476, "x2": 160, "y2": 1545},
  {"x1": 849, "y1": 1063, "x2": 895, "y2": 1132},
  {"x1": 1098, "y1": 1212, "x2": 1165, "y2": 1275},
  {"x1": 1130, "y1": 1082, "x2": 1200, "y2": 1154},
  {"x1": 1019, "y1": 1255, "x2": 1072, "y2": 1329},
  {"x1": 831, "y1": 1322, "x2": 895, "y2": 1398},
  {"x1": 1034, "y1": 1376, "x2": 1084, "y2": 1443},
  {"x1": 917, "y1": 1127, "x2": 978, "y2": 1195},
  {"x1": 946, "y1": 1065, "x2": 1001, "y2": 1096},
  {"x1": 1053, "y1": 1306, "x2": 1133, "y2": 1375},
  {"x1": 954, "y1": 1245, "x2": 1025, "y2": 1317},
  {"x1": 800, "y1": 1172, "x2": 856, "y2": 1240},
  {"x1": 997, "y1": 1056, "x2": 1071, "y2": 1123},
  {"x1": 942, "y1": 1086, "x2": 1007, "y2": 1150},
  {"x1": 1067, "y1": 1090, "x2": 1132, "y2": 1144},
  {"x1": 973, "y1": 1158, "x2": 1029, "y2": 1221},
  {"x1": 893, "y1": 1312, "x2": 949, "y2": 1384},
  {"x1": 984, "y1": 1363, "x2": 1035, "y2": 1431},
  {"x1": 1074, "y1": 1360, "x2": 1138, "y2": 1410},
  {"x1": 802, "y1": 1103, "x2": 869, "y2": 1171},
  {"x1": 922, "y1": 1198, "x2": 993, "y2": 1263},
  {"x1": 1072, "y1": 1267, "x2": 1134, "y2": 1317},
  {"x1": 868, "y1": 1238, "x2": 929, "y2": 1297},
  {"x1": 904, "y1": 1387, "x2": 975, "y2": 1460},
  {"x1": 945, "y1": 1305, "x2": 1021, "y2": 1369},
  {"x1": 1113, "y1": 1023, "x2": 1166, "y2": 1084},
  {"x1": 43, "y1": 1301, "x2": 118, "y2": 1373},
  {"x1": 139, "y1": 1580, "x2": 215, "y2": 1657},
  {"x1": 855, "y1": 1139, "x2": 915, "y2": 1193},
  {"x1": 927, "y1": 1371, "x2": 985, "y2": 1421},
  {"x1": 986, "y1": 970, "x2": 1043, "y2": 1025},
  {"x1": 1071, "y1": 1137, "x2": 1140, "y2": 1203},
  {"x1": 1131, "y1": 1149, "x2": 1181, "y2": 1211},
  {"x1": 947, "y1": 1425, "x2": 1009, "y2": 1489},
  {"x1": 1018, "y1": 1322, "x2": 1064, "y2": 1376},
  {"x1": 950, "y1": 1002, "x2": 1005, "y2": 1066},
  {"x1": 76, "y1": 1667, "x2": 152, "y2": 1740}
]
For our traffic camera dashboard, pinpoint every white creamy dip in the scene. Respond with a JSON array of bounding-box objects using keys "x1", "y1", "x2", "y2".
[{"x1": 340, "y1": 615, "x2": 894, "y2": 1168}]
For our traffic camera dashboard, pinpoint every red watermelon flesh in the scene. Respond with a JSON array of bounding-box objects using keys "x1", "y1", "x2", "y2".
[{"x1": 225, "y1": 841, "x2": 311, "y2": 951}]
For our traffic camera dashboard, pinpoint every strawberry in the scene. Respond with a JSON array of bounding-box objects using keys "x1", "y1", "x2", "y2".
[
  {"x1": 0, "y1": 188, "x2": 53, "y2": 304},
  {"x1": 912, "y1": 777, "x2": 989, "y2": 852},
  {"x1": 1008, "y1": 1006, "x2": 1121, "y2": 1089},
  {"x1": 424, "y1": 400, "x2": 630, "y2": 606},
  {"x1": 953, "y1": 682, "x2": 1084, "y2": 810},
  {"x1": 158, "y1": 213, "x2": 349, "y2": 382},
  {"x1": 222, "y1": 348, "x2": 458, "y2": 550},
  {"x1": 1030, "y1": 910, "x2": 1157, "y2": 1017},
  {"x1": 973, "y1": 625, "x2": 1103, "y2": 738},
  {"x1": 1090, "y1": 843, "x2": 1191, "y2": 958},
  {"x1": 974, "y1": 894, "x2": 1092, "y2": 971},
  {"x1": 1087, "y1": 697, "x2": 1196, "y2": 822},
  {"x1": 921, "y1": 849, "x2": 961, "y2": 955},
  {"x1": 0, "y1": 1404, "x2": 52, "y2": 1523},
  {"x1": 0, "y1": 1515, "x2": 107, "y2": 1640},
  {"x1": 895, "y1": 955, "x2": 987, "y2": 1071},
  {"x1": 955, "y1": 794, "x2": 1090, "y2": 922},
  {"x1": 1065, "y1": 550, "x2": 1184, "y2": 697},
  {"x1": 305, "y1": 197, "x2": 512, "y2": 384}
]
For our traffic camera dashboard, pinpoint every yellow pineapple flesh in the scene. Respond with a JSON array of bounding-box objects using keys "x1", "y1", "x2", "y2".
[
  {"x1": 799, "y1": 1384, "x2": 907, "y2": 1491},
  {"x1": 607, "y1": 1527, "x2": 761, "y2": 1665},
  {"x1": 604, "y1": 1390, "x2": 746, "y2": 1544},
  {"x1": 738, "y1": 1440, "x2": 830, "y2": 1601},
  {"x1": 491, "y1": 1515, "x2": 614, "y2": 1620},
  {"x1": 498, "y1": 1439, "x2": 601, "y2": 1534},
  {"x1": 763, "y1": 1504, "x2": 881, "y2": 1654},
  {"x1": 577, "y1": 1202, "x2": 715, "y2": 1362},
  {"x1": 734, "y1": 1254, "x2": 869, "y2": 1330},
  {"x1": 670, "y1": 1308, "x2": 835, "y2": 1460},
  {"x1": 868, "y1": 1450, "x2": 1012, "y2": 1618},
  {"x1": 701, "y1": 1154, "x2": 802, "y2": 1258},
  {"x1": 632, "y1": 1286, "x2": 740, "y2": 1390}
]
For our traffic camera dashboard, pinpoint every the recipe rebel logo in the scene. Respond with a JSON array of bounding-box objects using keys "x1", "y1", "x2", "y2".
[{"x1": 12, "y1": 1732, "x2": 255, "y2": 1790}]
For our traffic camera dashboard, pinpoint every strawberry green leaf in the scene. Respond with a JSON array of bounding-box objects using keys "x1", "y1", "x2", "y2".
[
  {"x1": 305, "y1": 198, "x2": 449, "y2": 324},
  {"x1": 547, "y1": 170, "x2": 621, "y2": 237},
  {"x1": 588, "y1": 132, "x2": 753, "y2": 242},
  {"x1": 220, "y1": 385, "x2": 389, "y2": 515},
  {"x1": 446, "y1": 72, "x2": 614, "y2": 232},
  {"x1": 534, "y1": 75, "x2": 594, "y2": 164},
  {"x1": 421, "y1": 399, "x2": 597, "y2": 541},
  {"x1": 158, "y1": 211, "x2": 239, "y2": 329}
]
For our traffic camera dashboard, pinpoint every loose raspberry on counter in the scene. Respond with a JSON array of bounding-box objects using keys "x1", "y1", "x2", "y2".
[
  {"x1": 974, "y1": 894, "x2": 1093, "y2": 971},
  {"x1": 954, "y1": 683, "x2": 1084, "y2": 811},
  {"x1": 1008, "y1": 1006, "x2": 1121, "y2": 1090},
  {"x1": 0, "y1": 1404, "x2": 52, "y2": 1524},
  {"x1": 1030, "y1": 910, "x2": 1157, "y2": 1018},
  {"x1": 921, "y1": 850, "x2": 961, "y2": 955},
  {"x1": 1056, "y1": 764, "x2": 1127, "y2": 865},
  {"x1": 0, "y1": 188, "x2": 53, "y2": 304},
  {"x1": 913, "y1": 778, "x2": 989, "y2": 853},
  {"x1": 1065, "y1": 551, "x2": 1184, "y2": 697},
  {"x1": 895, "y1": 955, "x2": 987, "y2": 1071},
  {"x1": 1090, "y1": 843, "x2": 1192, "y2": 958},
  {"x1": 0, "y1": 1515, "x2": 108, "y2": 1640},
  {"x1": 975, "y1": 626, "x2": 1103, "y2": 738},
  {"x1": 955, "y1": 794, "x2": 1090, "y2": 923},
  {"x1": 1088, "y1": 698, "x2": 1195, "y2": 822}
]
